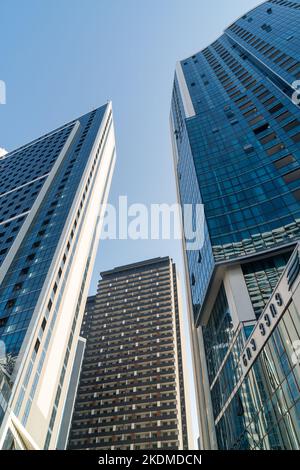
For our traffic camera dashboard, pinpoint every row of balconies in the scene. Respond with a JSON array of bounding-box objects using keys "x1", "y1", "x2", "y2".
[
  {"x1": 74, "y1": 395, "x2": 177, "y2": 410},
  {"x1": 88, "y1": 316, "x2": 173, "y2": 332},
  {"x1": 85, "y1": 343, "x2": 175, "y2": 359},
  {"x1": 89, "y1": 310, "x2": 173, "y2": 324},
  {"x1": 76, "y1": 385, "x2": 177, "y2": 404},
  {"x1": 81, "y1": 357, "x2": 175, "y2": 376},
  {"x1": 97, "y1": 272, "x2": 170, "y2": 293},
  {"x1": 98, "y1": 269, "x2": 170, "y2": 286},
  {"x1": 88, "y1": 317, "x2": 173, "y2": 334},
  {"x1": 80, "y1": 368, "x2": 175, "y2": 386},
  {"x1": 77, "y1": 378, "x2": 176, "y2": 397},
  {"x1": 79, "y1": 374, "x2": 176, "y2": 388},
  {"x1": 90, "y1": 303, "x2": 173, "y2": 323},
  {"x1": 86, "y1": 333, "x2": 174, "y2": 350},
  {"x1": 95, "y1": 284, "x2": 172, "y2": 306},
  {"x1": 86, "y1": 322, "x2": 173, "y2": 340},
  {"x1": 70, "y1": 423, "x2": 178, "y2": 440},
  {"x1": 94, "y1": 299, "x2": 173, "y2": 316},
  {"x1": 72, "y1": 402, "x2": 178, "y2": 420},
  {"x1": 71, "y1": 413, "x2": 177, "y2": 429},
  {"x1": 69, "y1": 433, "x2": 179, "y2": 449},
  {"x1": 87, "y1": 333, "x2": 174, "y2": 350},
  {"x1": 94, "y1": 289, "x2": 172, "y2": 317},
  {"x1": 86, "y1": 321, "x2": 173, "y2": 340},
  {"x1": 85, "y1": 349, "x2": 175, "y2": 362}
]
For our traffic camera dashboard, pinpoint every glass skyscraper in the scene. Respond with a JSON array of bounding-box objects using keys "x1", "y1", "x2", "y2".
[
  {"x1": 0, "y1": 103, "x2": 116, "y2": 449},
  {"x1": 170, "y1": 0, "x2": 300, "y2": 449}
]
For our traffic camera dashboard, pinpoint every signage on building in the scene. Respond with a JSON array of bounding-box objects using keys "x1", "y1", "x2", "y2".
[{"x1": 240, "y1": 249, "x2": 300, "y2": 377}]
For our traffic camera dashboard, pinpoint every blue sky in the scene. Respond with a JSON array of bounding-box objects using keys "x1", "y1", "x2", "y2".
[
  {"x1": 0, "y1": 0, "x2": 260, "y2": 289},
  {"x1": 0, "y1": 0, "x2": 261, "y2": 446}
]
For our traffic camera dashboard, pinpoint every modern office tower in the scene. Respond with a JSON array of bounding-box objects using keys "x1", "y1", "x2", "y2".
[
  {"x1": 0, "y1": 103, "x2": 116, "y2": 449},
  {"x1": 68, "y1": 257, "x2": 190, "y2": 450},
  {"x1": 170, "y1": 0, "x2": 300, "y2": 450}
]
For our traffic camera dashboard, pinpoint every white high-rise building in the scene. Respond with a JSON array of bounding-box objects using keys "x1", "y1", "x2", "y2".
[{"x1": 0, "y1": 103, "x2": 116, "y2": 449}]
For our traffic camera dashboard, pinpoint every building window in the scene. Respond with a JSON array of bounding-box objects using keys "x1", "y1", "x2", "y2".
[
  {"x1": 283, "y1": 169, "x2": 300, "y2": 184},
  {"x1": 274, "y1": 154, "x2": 295, "y2": 169}
]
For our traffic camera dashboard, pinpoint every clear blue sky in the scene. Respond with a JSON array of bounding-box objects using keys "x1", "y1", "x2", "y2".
[
  {"x1": 0, "y1": 0, "x2": 261, "y2": 447},
  {"x1": 0, "y1": 0, "x2": 261, "y2": 289}
]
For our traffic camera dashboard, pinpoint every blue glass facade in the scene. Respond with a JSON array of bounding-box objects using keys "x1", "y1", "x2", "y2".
[
  {"x1": 171, "y1": 78, "x2": 214, "y2": 321},
  {"x1": 172, "y1": 0, "x2": 300, "y2": 322},
  {"x1": 171, "y1": 0, "x2": 300, "y2": 450},
  {"x1": 0, "y1": 106, "x2": 107, "y2": 357},
  {"x1": 214, "y1": 293, "x2": 300, "y2": 450},
  {"x1": 0, "y1": 104, "x2": 115, "y2": 449}
]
